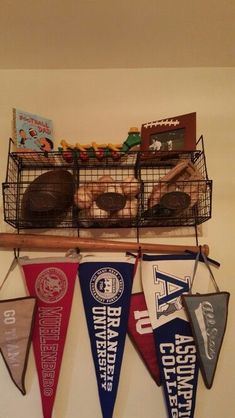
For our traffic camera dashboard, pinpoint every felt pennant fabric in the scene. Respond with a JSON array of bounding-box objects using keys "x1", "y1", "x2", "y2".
[
  {"x1": 78, "y1": 255, "x2": 136, "y2": 418},
  {"x1": 182, "y1": 252, "x2": 229, "y2": 389},
  {"x1": 20, "y1": 257, "x2": 79, "y2": 418},
  {"x1": 0, "y1": 297, "x2": 36, "y2": 394},
  {"x1": 182, "y1": 292, "x2": 229, "y2": 389},
  {"x1": 128, "y1": 292, "x2": 161, "y2": 386},
  {"x1": 141, "y1": 253, "x2": 208, "y2": 418}
]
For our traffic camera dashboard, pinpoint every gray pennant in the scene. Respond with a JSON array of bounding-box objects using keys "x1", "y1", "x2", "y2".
[
  {"x1": 0, "y1": 297, "x2": 36, "y2": 394},
  {"x1": 182, "y1": 292, "x2": 229, "y2": 389}
]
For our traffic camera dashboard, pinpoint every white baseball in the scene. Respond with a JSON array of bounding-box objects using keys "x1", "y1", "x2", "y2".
[
  {"x1": 106, "y1": 182, "x2": 123, "y2": 195},
  {"x1": 78, "y1": 208, "x2": 94, "y2": 228},
  {"x1": 89, "y1": 201, "x2": 109, "y2": 219},
  {"x1": 74, "y1": 186, "x2": 93, "y2": 209},
  {"x1": 98, "y1": 175, "x2": 115, "y2": 192},
  {"x1": 86, "y1": 182, "x2": 106, "y2": 197},
  {"x1": 98, "y1": 175, "x2": 114, "y2": 183},
  {"x1": 122, "y1": 176, "x2": 141, "y2": 197},
  {"x1": 116, "y1": 198, "x2": 138, "y2": 218}
]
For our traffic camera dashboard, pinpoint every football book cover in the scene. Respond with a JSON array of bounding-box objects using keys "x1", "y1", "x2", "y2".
[{"x1": 13, "y1": 108, "x2": 54, "y2": 153}]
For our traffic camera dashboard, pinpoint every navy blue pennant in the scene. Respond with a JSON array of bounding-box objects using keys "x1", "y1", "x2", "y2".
[
  {"x1": 142, "y1": 254, "x2": 203, "y2": 418},
  {"x1": 78, "y1": 255, "x2": 135, "y2": 418},
  {"x1": 156, "y1": 318, "x2": 199, "y2": 418}
]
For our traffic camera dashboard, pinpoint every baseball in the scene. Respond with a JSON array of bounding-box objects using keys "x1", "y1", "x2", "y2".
[
  {"x1": 74, "y1": 186, "x2": 93, "y2": 209},
  {"x1": 98, "y1": 175, "x2": 114, "y2": 192},
  {"x1": 122, "y1": 176, "x2": 141, "y2": 197},
  {"x1": 78, "y1": 208, "x2": 94, "y2": 228},
  {"x1": 116, "y1": 198, "x2": 138, "y2": 218},
  {"x1": 106, "y1": 182, "x2": 123, "y2": 195},
  {"x1": 98, "y1": 175, "x2": 114, "y2": 183},
  {"x1": 86, "y1": 182, "x2": 106, "y2": 197},
  {"x1": 89, "y1": 201, "x2": 109, "y2": 219}
]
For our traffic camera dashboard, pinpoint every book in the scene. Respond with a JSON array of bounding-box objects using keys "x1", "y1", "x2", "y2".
[{"x1": 13, "y1": 109, "x2": 54, "y2": 152}]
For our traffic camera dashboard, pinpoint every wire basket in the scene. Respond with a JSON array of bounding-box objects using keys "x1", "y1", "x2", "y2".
[{"x1": 2, "y1": 137, "x2": 212, "y2": 230}]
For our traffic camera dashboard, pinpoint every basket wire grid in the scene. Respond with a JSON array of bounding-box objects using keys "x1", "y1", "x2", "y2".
[{"x1": 2, "y1": 137, "x2": 212, "y2": 231}]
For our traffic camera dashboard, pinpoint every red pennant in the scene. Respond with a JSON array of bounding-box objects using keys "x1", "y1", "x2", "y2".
[
  {"x1": 128, "y1": 292, "x2": 161, "y2": 386},
  {"x1": 20, "y1": 257, "x2": 78, "y2": 418}
]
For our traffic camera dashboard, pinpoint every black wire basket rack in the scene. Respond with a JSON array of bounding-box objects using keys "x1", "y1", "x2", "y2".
[{"x1": 2, "y1": 137, "x2": 212, "y2": 231}]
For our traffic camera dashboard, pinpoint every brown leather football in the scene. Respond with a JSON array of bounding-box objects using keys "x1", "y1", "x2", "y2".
[{"x1": 21, "y1": 169, "x2": 74, "y2": 226}]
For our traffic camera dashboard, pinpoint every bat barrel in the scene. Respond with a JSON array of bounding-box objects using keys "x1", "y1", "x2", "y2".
[{"x1": 0, "y1": 233, "x2": 209, "y2": 256}]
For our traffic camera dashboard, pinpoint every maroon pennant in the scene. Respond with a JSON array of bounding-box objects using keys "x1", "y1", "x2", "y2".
[
  {"x1": 128, "y1": 292, "x2": 161, "y2": 385},
  {"x1": 0, "y1": 297, "x2": 36, "y2": 394},
  {"x1": 20, "y1": 257, "x2": 79, "y2": 418}
]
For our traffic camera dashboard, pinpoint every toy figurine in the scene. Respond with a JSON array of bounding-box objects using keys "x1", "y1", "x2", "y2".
[
  {"x1": 121, "y1": 127, "x2": 141, "y2": 153},
  {"x1": 58, "y1": 126, "x2": 141, "y2": 161}
]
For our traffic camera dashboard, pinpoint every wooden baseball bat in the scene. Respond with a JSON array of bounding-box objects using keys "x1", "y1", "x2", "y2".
[{"x1": 0, "y1": 233, "x2": 209, "y2": 255}]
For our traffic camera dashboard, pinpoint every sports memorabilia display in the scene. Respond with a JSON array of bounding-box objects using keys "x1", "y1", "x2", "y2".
[
  {"x1": 20, "y1": 257, "x2": 79, "y2": 418},
  {"x1": 78, "y1": 255, "x2": 136, "y2": 418},
  {"x1": 0, "y1": 110, "x2": 228, "y2": 418},
  {"x1": 4, "y1": 123, "x2": 212, "y2": 231}
]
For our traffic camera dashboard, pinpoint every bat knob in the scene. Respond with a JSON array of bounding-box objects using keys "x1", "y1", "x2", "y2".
[{"x1": 201, "y1": 244, "x2": 209, "y2": 256}]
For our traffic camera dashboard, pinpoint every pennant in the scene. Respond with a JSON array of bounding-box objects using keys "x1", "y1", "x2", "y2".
[
  {"x1": 141, "y1": 254, "x2": 208, "y2": 418},
  {"x1": 0, "y1": 297, "x2": 36, "y2": 394},
  {"x1": 183, "y1": 291, "x2": 229, "y2": 389},
  {"x1": 78, "y1": 255, "x2": 136, "y2": 418},
  {"x1": 128, "y1": 292, "x2": 161, "y2": 386},
  {"x1": 20, "y1": 257, "x2": 79, "y2": 418}
]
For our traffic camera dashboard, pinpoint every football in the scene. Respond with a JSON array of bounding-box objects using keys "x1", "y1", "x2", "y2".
[{"x1": 21, "y1": 169, "x2": 74, "y2": 226}]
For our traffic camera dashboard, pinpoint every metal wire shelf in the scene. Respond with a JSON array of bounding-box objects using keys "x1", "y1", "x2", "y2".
[{"x1": 2, "y1": 137, "x2": 212, "y2": 231}]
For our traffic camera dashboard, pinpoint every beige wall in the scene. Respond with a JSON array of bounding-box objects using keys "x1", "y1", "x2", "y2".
[{"x1": 0, "y1": 68, "x2": 234, "y2": 418}]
